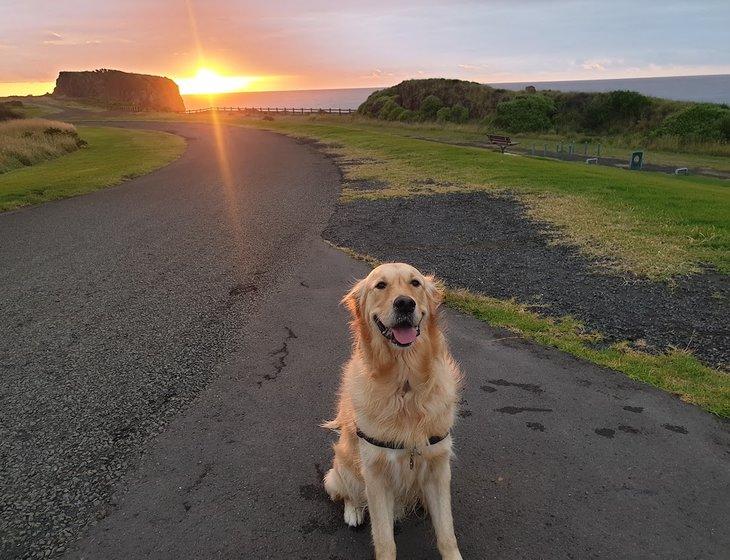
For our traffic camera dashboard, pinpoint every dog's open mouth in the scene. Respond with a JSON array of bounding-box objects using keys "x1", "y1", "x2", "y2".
[{"x1": 374, "y1": 315, "x2": 420, "y2": 347}]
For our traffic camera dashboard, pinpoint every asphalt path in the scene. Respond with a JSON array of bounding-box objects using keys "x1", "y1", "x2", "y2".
[{"x1": 1, "y1": 121, "x2": 728, "y2": 560}]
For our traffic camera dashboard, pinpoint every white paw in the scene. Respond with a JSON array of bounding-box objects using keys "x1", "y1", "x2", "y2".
[{"x1": 343, "y1": 501, "x2": 364, "y2": 527}]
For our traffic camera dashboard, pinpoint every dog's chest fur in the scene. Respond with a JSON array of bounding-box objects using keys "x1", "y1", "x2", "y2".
[{"x1": 350, "y1": 356, "x2": 457, "y2": 448}]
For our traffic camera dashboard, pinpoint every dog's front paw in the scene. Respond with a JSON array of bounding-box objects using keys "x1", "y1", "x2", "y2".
[{"x1": 343, "y1": 501, "x2": 364, "y2": 527}]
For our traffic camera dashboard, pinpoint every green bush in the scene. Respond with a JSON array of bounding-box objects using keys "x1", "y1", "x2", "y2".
[
  {"x1": 582, "y1": 90, "x2": 651, "y2": 132},
  {"x1": 386, "y1": 105, "x2": 406, "y2": 121},
  {"x1": 436, "y1": 106, "x2": 452, "y2": 122},
  {"x1": 397, "y1": 109, "x2": 418, "y2": 122},
  {"x1": 420, "y1": 95, "x2": 443, "y2": 119},
  {"x1": 378, "y1": 98, "x2": 401, "y2": 120},
  {"x1": 495, "y1": 95, "x2": 555, "y2": 132},
  {"x1": 655, "y1": 104, "x2": 730, "y2": 141},
  {"x1": 356, "y1": 79, "x2": 728, "y2": 141},
  {"x1": 451, "y1": 103, "x2": 469, "y2": 123}
]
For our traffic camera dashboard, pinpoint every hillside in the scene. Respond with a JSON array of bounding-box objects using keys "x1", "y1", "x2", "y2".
[
  {"x1": 53, "y1": 69, "x2": 185, "y2": 112},
  {"x1": 358, "y1": 78, "x2": 730, "y2": 142}
]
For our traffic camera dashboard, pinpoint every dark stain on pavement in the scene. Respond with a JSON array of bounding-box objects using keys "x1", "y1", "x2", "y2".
[
  {"x1": 526, "y1": 422, "x2": 545, "y2": 431},
  {"x1": 662, "y1": 423, "x2": 688, "y2": 434},
  {"x1": 185, "y1": 462, "x2": 213, "y2": 494},
  {"x1": 480, "y1": 385, "x2": 497, "y2": 393},
  {"x1": 495, "y1": 406, "x2": 552, "y2": 415},
  {"x1": 618, "y1": 425, "x2": 641, "y2": 434},
  {"x1": 623, "y1": 406, "x2": 644, "y2": 413},
  {"x1": 595, "y1": 428, "x2": 615, "y2": 438},
  {"x1": 229, "y1": 282, "x2": 257, "y2": 297},
  {"x1": 487, "y1": 378, "x2": 543, "y2": 394},
  {"x1": 458, "y1": 409, "x2": 472, "y2": 418},
  {"x1": 300, "y1": 484, "x2": 329, "y2": 503},
  {"x1": 300, "y1": 516, "x2": 340, "y2": 535}
]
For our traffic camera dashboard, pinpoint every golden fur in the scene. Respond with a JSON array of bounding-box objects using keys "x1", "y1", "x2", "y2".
[{"x1": 323, "y1": 263, "x2": 463, "y2": 560}]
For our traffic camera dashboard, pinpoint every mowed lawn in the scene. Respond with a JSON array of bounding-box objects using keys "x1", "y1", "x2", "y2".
[
  {"x1": 240, "y1": 116, "x2": 730, "y2": 279},
  {"x1": 0, "y1": 126, "x2": 185, "y2": 212}
]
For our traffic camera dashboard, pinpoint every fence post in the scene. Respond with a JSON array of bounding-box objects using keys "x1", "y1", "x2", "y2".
[
  {"x1": 543, "y1": 144, "x2": 547, "y2": 157},
  {"x1": 584, "y1": 142, "x2": 588, "y2": 156},
  {"x1": 597, "y1": 144, "x2": 602, "y2": 158}
]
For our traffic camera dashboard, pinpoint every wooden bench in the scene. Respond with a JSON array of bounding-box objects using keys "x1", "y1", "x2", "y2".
[{"x1": 488, "y1": 134, "x2": 518, "y2": 154}]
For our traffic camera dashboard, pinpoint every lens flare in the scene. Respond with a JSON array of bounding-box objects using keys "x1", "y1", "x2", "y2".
[{"x1": 176, "y1": 68, "x2": 257, "y2": 95}]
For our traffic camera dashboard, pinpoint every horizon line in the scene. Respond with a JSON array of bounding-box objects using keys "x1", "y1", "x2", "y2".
[{"x1": 2, "y1": 72, "x2": 728, "y2": 98}]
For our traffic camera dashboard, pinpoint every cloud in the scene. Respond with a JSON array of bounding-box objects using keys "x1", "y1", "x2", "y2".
[
  {"x1": 578, "y1": 58, "x2": 626, "y2": 72},
  {"x1": 458, "y1": 63, "x2": 489, "y2": 72}
]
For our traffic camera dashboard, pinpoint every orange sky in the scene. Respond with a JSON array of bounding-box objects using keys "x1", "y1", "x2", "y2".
[{"x1": 1, "y1": 1, "x2": 729, "y2": 97}]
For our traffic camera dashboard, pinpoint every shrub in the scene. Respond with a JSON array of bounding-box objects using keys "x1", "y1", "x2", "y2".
[
  {"x1": 420, "y1": 95, "x2": 443, "y2": 119},
  {"x1": 654, "y1": 104, "x2": 730, "y2": 141},
  {"x1": 451, "y1": 103, "x2": 469, "y2": 123},
  {"x1": 495, "y1": 95, "x2": 555, "y2": 132},
  {"x1": 0, "y1": 102, "x2": 22, "y2": 121},
  {"x1": 582, "y1": 90, "x2": 651, "y2": 132},
  {"x1": 436, "y1": 106, "x2": 452, "y2": 122},
  {"x1": 719, "y1": 115, "x2": 730, "y2": 141},
  {"x1": 0, "y1": 119, "x2": 83, "y2": 173},
  {"x1": 397, "y1": 109, "x2": 417, "y2": 122}
]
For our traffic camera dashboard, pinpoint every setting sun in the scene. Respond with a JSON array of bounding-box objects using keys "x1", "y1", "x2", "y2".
[{"x1": 175, "y1": 68, "x2": 257, "y2": 95}]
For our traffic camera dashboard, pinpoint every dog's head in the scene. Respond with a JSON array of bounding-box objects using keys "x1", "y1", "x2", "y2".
[{"x1": 343, "y1": 263, "x2": 443, "y2": 350}]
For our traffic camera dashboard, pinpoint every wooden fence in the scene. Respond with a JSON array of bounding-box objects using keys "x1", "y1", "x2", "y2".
[{"x1": 183, "y1": 107, "x2": 356, "y2": 115}]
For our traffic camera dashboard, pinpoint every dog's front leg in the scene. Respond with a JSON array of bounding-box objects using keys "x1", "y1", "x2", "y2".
[
  {"x1": 363, "y1": 468, "x2": 396, "y2": 559},
  {"x1": 423, "y1": 455, "x2": 462, "y2": 560}
]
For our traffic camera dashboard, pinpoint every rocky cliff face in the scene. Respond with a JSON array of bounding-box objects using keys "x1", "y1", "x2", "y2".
[{"x1": 53, "y1": 69, "x2": 185, "y2": 112}]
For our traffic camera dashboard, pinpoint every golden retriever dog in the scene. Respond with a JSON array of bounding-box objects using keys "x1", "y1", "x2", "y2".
[{"x1": 323, "y1": 263, "x2": 463, "y2": 560}]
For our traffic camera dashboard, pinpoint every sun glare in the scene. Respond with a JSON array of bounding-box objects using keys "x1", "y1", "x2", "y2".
[{"x1": 176, "y1": 68, "x2": 256, "y2": 95}]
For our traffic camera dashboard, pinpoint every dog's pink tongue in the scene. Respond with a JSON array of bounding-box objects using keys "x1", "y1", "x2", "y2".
[{"x1": 391, "y1": 326, "x2": 418, "y2": 345}]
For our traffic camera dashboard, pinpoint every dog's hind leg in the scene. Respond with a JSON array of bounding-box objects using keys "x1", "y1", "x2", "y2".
[{"x1": 325, "y1": 464, "x2": 366, "y2": 527}]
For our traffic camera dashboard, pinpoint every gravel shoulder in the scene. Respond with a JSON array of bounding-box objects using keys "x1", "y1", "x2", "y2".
[{"x1": 324, "y1": 191, "x2": 729, "y2": 369}]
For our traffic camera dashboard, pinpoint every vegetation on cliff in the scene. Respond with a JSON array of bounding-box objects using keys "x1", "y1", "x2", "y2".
[
  {"x1": 358, "y1": 78, "x2": 730, "y2": 143},
  {"x1": 53, "y1": 69, "x2": 185, "y2": 112}
]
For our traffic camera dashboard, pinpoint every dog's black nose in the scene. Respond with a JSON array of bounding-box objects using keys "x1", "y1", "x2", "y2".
[{"x1": 393, "y1": 295, "x2": 416, "y2": 313}]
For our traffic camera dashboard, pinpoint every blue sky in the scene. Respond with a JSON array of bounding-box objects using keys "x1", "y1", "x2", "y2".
[{"x1": 0, "y1": 0, "x2": 728, "y2": 93}]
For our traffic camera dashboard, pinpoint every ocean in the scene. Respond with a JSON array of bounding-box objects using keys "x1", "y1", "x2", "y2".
[
  {"x1": 490, "y1": 74, "x2": 730, "y2": 105},
  {"x1": 182, "y1": 74, "x2": 730, "y2": 111}
]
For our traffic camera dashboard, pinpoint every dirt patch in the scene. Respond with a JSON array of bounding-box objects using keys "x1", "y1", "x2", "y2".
[{"x1": 323, "y1": 191, "x2": 728, "y2": 369}]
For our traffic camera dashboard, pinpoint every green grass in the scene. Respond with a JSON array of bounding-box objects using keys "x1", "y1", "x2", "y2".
[
  {"x1": 446, "y1": 288, "x2": 729, "y2": 418},
  {"x1": 0, "y1": 126, "x2": 185, "y2": 212},
  {"x1": 226, "y1": 115, "x2": 729, "y2": 278}
]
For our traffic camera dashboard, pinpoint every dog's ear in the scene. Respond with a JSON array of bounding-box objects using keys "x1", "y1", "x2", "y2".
[
  {"x1": 341, "y1": 278, "x2": 366, "y2": 319},
  {"x1": 424, "y1": 274, "x2": 444, "y2": 309}
]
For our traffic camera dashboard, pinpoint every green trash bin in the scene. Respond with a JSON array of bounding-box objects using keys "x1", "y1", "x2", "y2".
[{"x1": 630, "y1": 150, "x2": 644, "y2": 170}]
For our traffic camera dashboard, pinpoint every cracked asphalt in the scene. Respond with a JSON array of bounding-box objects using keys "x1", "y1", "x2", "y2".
[{"x1": 1, "y1": 120, "x2": 728, "y2": 560}]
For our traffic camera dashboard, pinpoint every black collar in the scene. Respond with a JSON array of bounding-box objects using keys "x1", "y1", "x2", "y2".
[{"x1": 356, "y1": 427, "x2": 448, "y2": 449}]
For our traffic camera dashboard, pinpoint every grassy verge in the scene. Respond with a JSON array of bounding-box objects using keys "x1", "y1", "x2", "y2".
[
  {"x1": 227, "y1": 115, "x2": 729, "y2": 279},
  {"x1": 334, "y1": 244, "x2": 728, "y2": 417},
  {"x1": 0, "y1": 119, "x2": 85, "y2": 173},
  {"x1": 0, "y1": 126, "x2": 185, "y2": 212},
  {"x1": 446, "y1": 289, "x2": 729, "y2": 418}
]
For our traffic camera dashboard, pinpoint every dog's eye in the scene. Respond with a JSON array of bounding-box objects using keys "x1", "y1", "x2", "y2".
[
  {"x1": 410, "y1": 279, "x2": 421, "y2": 287},
  {"x1": 375, "y1": 281, "x2": 387, "y2": 290}
]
